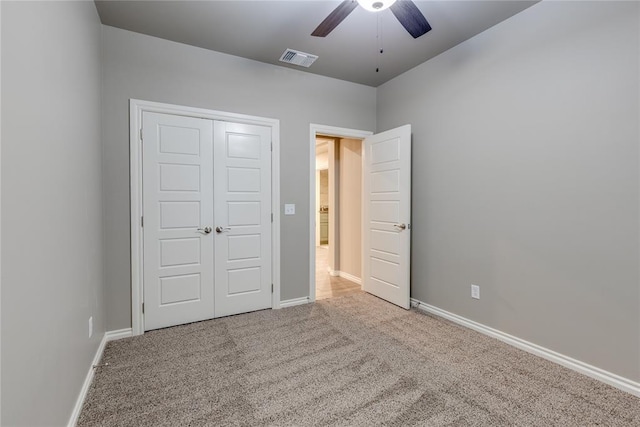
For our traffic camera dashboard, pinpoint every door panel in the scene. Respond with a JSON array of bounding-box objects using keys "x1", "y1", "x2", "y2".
[
  {"x1": 214, "y1": 121, "x2": 272, "y2": 317},
  {"x1": 362, "y1": 125, "x2": 411, "y2": 309},
  {"x1": 160, "y1": 274, "x2": 201, "y2": 304},
  {"x1": 142, "y1": 112, "x2": 214, "y2": 331},
  {"x1": 159, "y1": 202, "x2": 200, "y2": 228},
  {"x1": 160, "y1": 238, "x2": 200, "y2": 267}
]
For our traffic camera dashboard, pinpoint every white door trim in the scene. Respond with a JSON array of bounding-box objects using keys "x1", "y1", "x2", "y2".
[
  {"x1": 309, "y1": 124, "x2": 372, "y2": 302},
  {"x1": 0, "y1": 3, "x2": 3, "y2": 421},
  {"x1": 130, "y1": 99, "x2": 281, "y2": 336}
]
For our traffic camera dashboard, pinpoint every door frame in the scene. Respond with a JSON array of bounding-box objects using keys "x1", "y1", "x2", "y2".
[
  {"x1": 308, "y1": 124, "x2": 372, "y2": 302},
  {"x1": 130, "y1": 99, "x2": 281, "y2": 336}
]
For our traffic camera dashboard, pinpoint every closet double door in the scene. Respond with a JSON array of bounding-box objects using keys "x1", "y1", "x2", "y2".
[{"x1": 142, "y1": 112, "x2": 272, "y2": 331}]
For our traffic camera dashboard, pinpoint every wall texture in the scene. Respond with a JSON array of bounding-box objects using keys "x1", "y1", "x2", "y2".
[
  {"x1": 1, "y1": 1, "x2": 105, "y2": 425},
  {"x1": 377, "y1": 1, "x2": 640, "y2": 381},
  {"x1": 101, "y1": 26, "x2": 376, "y2": 330}
]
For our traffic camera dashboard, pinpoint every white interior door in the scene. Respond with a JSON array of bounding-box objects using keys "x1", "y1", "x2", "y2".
[
  {"x1": 142, "y1": 112, "x2": 214, "y2": 330},
  {"x1": 362, "y1": 125, "x2": 411, "y2": 309},
  {"x1": 214, "y1": 121, "x2": 272, "y2": 317}
]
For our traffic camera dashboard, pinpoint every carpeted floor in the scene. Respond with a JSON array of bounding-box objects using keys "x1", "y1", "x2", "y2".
[{"x1": 78, "y1": 293, "x2": 639, "y2": 426}]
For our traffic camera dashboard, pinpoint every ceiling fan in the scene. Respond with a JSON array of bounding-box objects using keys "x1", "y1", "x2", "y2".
[{"x1": 311, "y1": 0, "x2": 432, "y2": 39}]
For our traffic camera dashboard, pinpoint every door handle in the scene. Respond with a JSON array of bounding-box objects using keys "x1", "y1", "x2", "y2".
[
  {"x1": 197, "y1": 226, "x2": 212, "y2": 234},
  {"x1": 394, "y1": 223, "x2": 407, "y2": 231},
  {"x1": 215, "y1": 226, "x2": 231, "y2": 233}
]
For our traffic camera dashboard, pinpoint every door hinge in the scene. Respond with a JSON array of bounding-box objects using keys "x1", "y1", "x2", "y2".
[
  {"x1": 141, "y1": 216, "x2": 144, "y2": 227},
  {"x1": 271, "y1": 213, "x2": 273, "y2": 223},
  {"x1": 142, "y1": 302, "x2": 145, "y2": 314},
  {"x1": 271, "y1": 283, "x2": 274, "y2": 293},
  {"x1": 270, "y1": 142, "x2": 273, "y2": 152},
  {"x1": 140, "y1": 129, "x2": 143, "y2": 141}
]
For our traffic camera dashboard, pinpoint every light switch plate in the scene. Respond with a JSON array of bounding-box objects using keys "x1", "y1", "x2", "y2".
[
  {"x1": 284, "y1": 204, "x2": 296, "y2": 215},
  {"x1": 471, "y1": 284, "x2": 480, "y2": 299}
]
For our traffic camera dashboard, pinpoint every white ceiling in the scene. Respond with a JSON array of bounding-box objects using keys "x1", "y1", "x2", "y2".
[{"x1": 95, "y1": 0, "x2": 538, "y2": 87}]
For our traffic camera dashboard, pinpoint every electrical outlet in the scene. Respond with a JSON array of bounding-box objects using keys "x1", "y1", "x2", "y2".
[
  {"x1": 471, "y1": 284, "x2": 480, "y2": 299},
  {"x1": 89, "y1": 316, "x2": 93, "y2": 339},
  {"x1": 284, "y1": 204, "x2": 296, "y2": 215}
]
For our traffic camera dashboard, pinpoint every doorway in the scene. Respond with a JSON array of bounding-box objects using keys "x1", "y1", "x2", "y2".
[
  {"x1": 314, "y1": 135, "x2": 363, "y2": 300},
  {"x1": 309, "y1": 125, "x2": 372, "y2": 301},
  {"x1": 309, "y1": 123, "x2": 413, "y2": 309}
]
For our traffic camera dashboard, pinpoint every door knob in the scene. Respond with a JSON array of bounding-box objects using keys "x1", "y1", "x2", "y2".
[
  {"x1": 197, "y1": 226, "x2": 212, "y2": 234},
  {"x1": 394, "y1": 223, "x2": 407, "y2": 230},
  {"x1": 215, "y1": 226, "x2": 231, "y2": 233}
]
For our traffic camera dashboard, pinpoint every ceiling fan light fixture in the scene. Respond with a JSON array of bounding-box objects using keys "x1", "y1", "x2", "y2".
[
  {"x1": 357, "y1": 0, "x2": 396, "y2": 12},
  {"x1": 311, "y1": 0, "x2": 430, "y2": 39}
]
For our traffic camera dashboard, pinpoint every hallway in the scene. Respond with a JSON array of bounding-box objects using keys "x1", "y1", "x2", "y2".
[{"x1": 315, "y1": 246, "x2": 362, "y2": 300}]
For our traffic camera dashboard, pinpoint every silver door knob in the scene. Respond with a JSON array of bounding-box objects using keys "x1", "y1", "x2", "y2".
[
  {"x1": 197, "y1": 226, "x2": 212, "y2": 234},
  {"x1": 215, "y1": 226, "x2": 231, "y2": 233},
  {"x1": 394, "y1": 223, "x2": 407, "y2": 230}
]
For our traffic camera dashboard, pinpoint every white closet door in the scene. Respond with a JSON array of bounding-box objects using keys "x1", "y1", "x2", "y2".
[
  {"x1": 214, "y1": 121, "x2": 272, "y2": 317},
  {"x1": 142, "y1": 112, "x2": 214, "y2": 330}
]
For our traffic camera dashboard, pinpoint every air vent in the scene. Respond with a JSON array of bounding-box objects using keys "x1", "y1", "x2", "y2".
[{"x1": 279, "y1": 49, "x2": 318, "y2": 68}]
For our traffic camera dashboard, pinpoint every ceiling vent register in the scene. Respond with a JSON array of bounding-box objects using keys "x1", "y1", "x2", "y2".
[{"x1": 279, "y1": 49, "x2": 318, "y2": 68}]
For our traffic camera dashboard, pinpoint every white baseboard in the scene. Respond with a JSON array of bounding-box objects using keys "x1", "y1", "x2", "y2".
[
  {"x1": 67, "y1": 328, "x2": 133, "y2": 426},
  {"x1": 338, "y1": 271, "x2": 362, "y2": 285},
  {"x1": 280, "y1": 297, "x2": 311, "y2": 308},
  {"x1": 67, "y1": 335, "x2": 107, "y2": 427},
  {"x1": 411, "y1": 298, "x2": 640, "y2": 398},
  {"x1": 326, "y1": 269, "x2": 362, "y2": 285},
  {"x1": 105, "y1": 328, "x2": 133, "y2": 341}
]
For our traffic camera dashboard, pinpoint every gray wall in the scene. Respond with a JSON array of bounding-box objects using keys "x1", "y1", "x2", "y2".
[
  {"x1": 101, "y1": 26, "x2": 377, "y2": 330},
  {"x1": 377, "y1": 1, "x2": 640, "y2": 381},
  {"x1": 1, "y1": 1, "x2": 105, "y2": 425}
]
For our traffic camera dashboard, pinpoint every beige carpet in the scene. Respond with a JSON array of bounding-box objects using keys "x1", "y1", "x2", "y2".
[{"x1": 79, "y1": 293, "x2": 639, "y2": 426}]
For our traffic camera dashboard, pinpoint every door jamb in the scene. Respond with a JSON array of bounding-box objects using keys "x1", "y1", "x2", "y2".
[
  {"x1": 308, "y1": 124, "x2": 372, "y2": 302},
  {"x1": 130, "y1": 99, "x2": 281, "y2": 336}
]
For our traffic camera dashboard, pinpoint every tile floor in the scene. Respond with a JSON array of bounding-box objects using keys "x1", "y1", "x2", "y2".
[{"x1": 315, "y1": 245, "x2": 362, "y2": 300}]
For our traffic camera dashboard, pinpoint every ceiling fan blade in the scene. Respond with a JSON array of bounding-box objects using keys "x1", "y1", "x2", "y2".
[
  {"x1": 311, "y1": 0, "x2": 358, "y2": 37},
  {"x1": 390, "y1": 0, "x2": 432, "y2": 39}
]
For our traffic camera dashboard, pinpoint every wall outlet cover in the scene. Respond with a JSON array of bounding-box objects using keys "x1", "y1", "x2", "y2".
[
  {"x1": 471, "y1": 284, "x2": 480, "y2": 299},
  {"x1": 284, "y1": 204, "x2": 296, "y2": 215}
]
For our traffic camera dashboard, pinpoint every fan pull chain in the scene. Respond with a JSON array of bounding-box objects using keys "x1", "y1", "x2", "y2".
[{"x1": 376, "y1": 14, "x2": 383, "y2": 72}]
